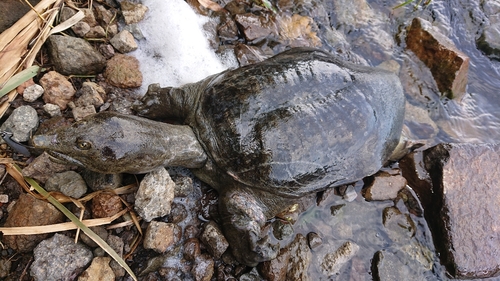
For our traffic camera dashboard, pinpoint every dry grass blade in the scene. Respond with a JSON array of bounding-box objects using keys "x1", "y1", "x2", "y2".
[
  {"x1": 49, "y1": 10, "x2": 84, "y2": 35},
  {"x1": 0, "y1": 210, "x2": 127, "y2": 235}
]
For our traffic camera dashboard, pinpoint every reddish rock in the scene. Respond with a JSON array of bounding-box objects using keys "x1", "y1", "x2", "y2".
[
  {"x1": 183, "y1": 238, "x2": 201, "y2": 261},
  {"x1": 143, "y1": 221, "x2": 181, "y2": 253},
  {"x1": 257, "y1": 247, "x2": 290, "y2": 281},
  {"x1": 91, "y1": 192, "x2": 122, "y2": 218},
  {"x1": 104, "y1": 54, "x2": 143, "y2": 88},
  {"x1": 406, "y1": 17, "x2": 469, "y2": 99},
  {"x1": 3, "y1": 193, "x2": 64, "y2": 252},
  {"x1": 400, "y1": 143, "x2": 500, "y2": 278},
  {"x1": 362, "y1": 171, "x2": 407, "y2": 201},
  {"x1": 39, "y1": 71, "x2": 76, "y2": 110},
  {"x1": 199, "y1": 221, "x2": 229, "y2": 259},
  {"x1": 234, "y1": 13, "x2": 279, "y2": 42}
]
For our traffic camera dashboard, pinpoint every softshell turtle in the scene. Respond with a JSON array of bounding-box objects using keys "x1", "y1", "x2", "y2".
[{"x1": 32, "y1": 48, "x2": 405, "y2": 266}]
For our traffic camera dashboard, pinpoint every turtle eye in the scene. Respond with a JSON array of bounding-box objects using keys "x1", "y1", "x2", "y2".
[{"x1": 76, "y1": 139, "x2": 92, "y2": 150}]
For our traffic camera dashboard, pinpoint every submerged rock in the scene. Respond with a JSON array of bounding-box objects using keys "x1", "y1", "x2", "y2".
[
  {"x1": 406, "y1": 17, "x2": 469, "y2": 99},
  {"x1": 400, "y1": 143, "x2": 500, "y2": 278},
  {"x1": 320, "y1": 241, "x2": 359, "y2": 277},
  {"x1": 362, "y1": 171, "x2": 407, "y2": 201}
]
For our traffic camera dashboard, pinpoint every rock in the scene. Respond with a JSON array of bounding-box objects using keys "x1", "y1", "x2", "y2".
[
  {"x1": 166, "y1": 202, "x2": 188, "y2": 223},
  {"x1": 71, "y1": 103, "x2": 97, "y2": 121},
  {"x1": 3, "y1": 193, "x2": 64, "y2": 252},
  {"x1": 91, "y1": 192, "x2": 122, "y2": 218},
  {"x1": 30, "y1": 234, "x2": 93, "y2": 281},
  {"x1": 272, "y1": 219, "x2": 294, "y2": 241},
  {"x1": 87, "y1": 25, "x2": 107, "y2": 38},
  {"x1": 233, "y1": 44, "x2": 268, "y2": 66},
  {"x1": 234, "y1": 13, "x2": 279, "y2": 42},
  {"x1": 74, "y1": 82, "x2": 106, "y2": 108},
  {"x1": 173, "y1": 176, "x2": 193, "y2": 197},
  {"x1": 80, "y1": 170, "x2": 123, "y2": 191},
  {"x1": 98, "y1": 44, "x2": 115, "y2": 59},
  {"x1": 477, "y1": 23, "x2": 500, "y2": 60},
  {"x1": 0, "y1": 258, "x2": 11, "y2": 278},
  {"x1": 123, "y1": 23, "x2": 145, "y2": 40},
  {"x1": 39, "y1": 71, "x2": 76, "y2": 110},
  {"x1": 277, "y1": 14, "x2": 321, "y2": 48},
  {"x1": 22, "y1": 152, "x2": 74, "y2": 183},
  {"x1": 105, "y1": 235, "x2": 124, "y2": 258},
  {"x1": 72, "y1": 21, "x2": 91, "y2": 37},
  {"x1": 143, "y1": 221, "x2": 181, "y2": 253},
  {"x1": 22, "y1": 84, "x2": 44, "y2": 102},
  {"x1": 0, "y1": 105, "x2": 38, "y2": 142},
  {"x1": 45, "y1": 170, "x2": 88, "y2": 198},
  {"x1": 78, "y1": 256, "x2": 115, "y2": 281},
  {"x1": 286, "y1": 234, "x2": 311, "y2": 281},
  {"x1": 258, "y1": 247, "x2": 290, "y2": 281},
  {"x1": 80, "y1": 226, "x2": 109, "y2": 248},
  {"x1": 121, "y1": 1, "x2": 148, "y2": 24},
  {"x1": 307, "y1": 232, "x2": 322, "y2": 250},
  {"x1": 43, "y1": 103, "x2": 62, "y2": 117},
  {"x1": 110, "y1": 30, "x2": 138, "y2": 53},
  {"x1": 400, "y1": 143, "x2": 500, "y2": 278},
  {"x1": 80, "y1": 8, "x2": 99, "y2": 27},
  {"x1": 134, "y1": 167, "x2": 175, "y2": 221},
  {"x1": 46, "y1": 35, "x2": 106, "y2": 75},
  {"x1": 382, "y1": 206, "x2": 416, "y2": 243},
  {"x1": 217, "y1": 11, "x2": 239, "y2": 42},
  {"x1": 183, "y1": 238, "x2": 201, "y2": 261},
  {"x1": 104, "y1": 54, "x2": 143, "y2": 88},
  {"x1": 200, "y1": 221, "x2": 229, "y2": 259},
  {"x1": 406, "y1": 17, "x2": 469, "y2": 99},
  {"x1": 192, "y1": 254, "x2": 214, "y2": 281},
  {"x1": 320, "y1": 241, "x2": 360, "y2": 277},
  {"x1": 404, "y1": 102, "x2": 438, "y2": 140},
  {"x1": 94, "y1": 4, "x2": 114, "y2": 26},
  {"x1": 371, "y1": 250, "x2": 416, "y2": 281},
  {"x1": 362, "y1": 171, "x2": 407, "y2": 201}
]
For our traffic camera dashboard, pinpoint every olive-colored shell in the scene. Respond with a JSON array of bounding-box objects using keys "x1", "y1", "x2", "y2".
[{"x1": 189, "y1": 48, "x2": 405, "y2": 197}]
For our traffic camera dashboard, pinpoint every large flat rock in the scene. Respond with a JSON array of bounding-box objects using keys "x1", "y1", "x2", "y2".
[{"x1": 400, "y1": 143, "x2": 500, "y2": 278}]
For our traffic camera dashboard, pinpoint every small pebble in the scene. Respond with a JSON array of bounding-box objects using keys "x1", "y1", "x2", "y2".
[
  {"x1": 43, "y1": 103, "x2": 62, "y2": 117},
  {"x1": 45, "y1": 170, "x2": 88, "y2": 198},
  {"x1": 22, "y1": 84, "x2": 44, "y2": 102}
]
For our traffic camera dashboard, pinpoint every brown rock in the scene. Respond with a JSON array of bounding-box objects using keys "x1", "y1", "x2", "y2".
[
  {"x1": 234, "y1": 13, "x2": 279, "y2": 42},
  {"x1": 286, "y1": 234, "x2": 311, "y2": 280},
  {"x1": 362, "y1": 171, "x2": 407, "y2": 201},
  {"x1": 406, "y1": 17, "x2": 469, "y2": 99},
  {"x1": 278, "y1": 14, "x2": 321, "y2": 48},
  {"x1": 74, "y1": 82, "x2": 106, "y2": 108},
  {"x1": 192, "y1": 254, "x2": 214, "y2": 281},
  {"x1": 91, "y1": 192, "x2": 122, "y2": 218},
  {"x1": 183, "y1": 238, "x2": 201, "y2": 261},
  {"x1": 77, "y1": 256, "x2": 115, "y2": 281},
  {"x1": 39, "y1": 71, "x2": 76, "y2": 110},
  {"x1": 258, "y1": 247, "x2": 290, "y2": 281},
  {"x1": 3, "y1": 193, "x2": 64, "y2": 252},
  {"x1": 104, "y1": 54, "x2": 143, "y2": 88},
  {"x1": 143, "y1": 221, "x2": 181, "y2": 253},
  {"x1": 401, "y1": 143, "x2": 500, "y2": 278},
  {"x1": 121, "y1": 1, "x2": 148, "y2": 24},
  {"x1": 109, "y1": 30, "x2": 138, "y2": 53},
  {"x1": 200, "y1": 221, "x2": 229, "y2": 259}
]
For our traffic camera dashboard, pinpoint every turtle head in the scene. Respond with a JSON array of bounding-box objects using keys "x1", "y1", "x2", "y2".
[{"x1": 32, "y1": 111, "x2": 178, "y2": 174}]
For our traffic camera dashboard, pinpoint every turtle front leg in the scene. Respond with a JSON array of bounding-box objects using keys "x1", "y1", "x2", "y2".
[{"x1": 219, "y1": 187, "x2": 279, "y2": 266}]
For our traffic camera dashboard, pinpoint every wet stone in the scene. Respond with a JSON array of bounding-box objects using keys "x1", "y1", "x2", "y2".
[
  {"x1": 406, "y1": 17, "x2": 469, "y2": 99},
  {"x1": 110, "y1": 30, "x2": 138, "y2": 53},
  {"x1": 286, "y1": 234, "x2": 311, "y2": 281},
  {"x1": 192, "y1": 254, "x2": 214, "y2": 281},
  {"x1": 46, "y1": 35, "x2": 106, "y2": 75},
  {"x1": 104, "y1": 54, "x2": 143, "y2": 88},
  {"x1": 22, "y1": 84, "x2": 44, "y2": 102},
  {"x1": 39, "y1": 71, "x2": 76, "y2": 110},
  {"x1": 272, "y1": 219, "x2": 294, "y2": 241},
  {"x1": 0, "y1": 105, "x2": 38, "y2": 142},
  {"x1": 166, "y1": 202, "x2": 188, "y2": 223},
  {"x1": 135, "y1": 167, "x2": 175, "y2": 221},
  {"x1": 307, "y1": 232, "x2": 322, "y2": 250},
  {"x1": 78, "y1": 256, "x2": 115, "y2": 281},
  {"x1": 234, "y1": 43, "x2": 269, "y2": 66},
  {"x1": 258, "y1": 247, "x2": 290, "y2": 281},
  {"x1": 277, "y1": 14, "x2": 321, "y2": 48},
  {"x1": 200, "y1": 221, "x2": 229, "y2": 259},
  {"x1": 22, "y1": 152, "x2": 74, "y2": 183},
  {"x1": 403, "y1": 143, "x2": 500, "y2": 278},
  {"x1": 372, "y1": 250, "x2": 415, "y2": 281},
  {"x1": 382, "y1": 206, "x2": 416, "y2": 243},
  {"x1": 183, "y1": 238, "x2": 201, "y2": 261},
  {"x1": 234, "y1": 13, "x2": 279, "y2": 42},
  {"x1": 45, "y1": 170, "x2": 88, "y2": 198},
  {"x1": 320, "y1": 241, "x2": 360, "y2": 277},
  {"x1": 30, "y1": 234, "x2": 93, "y2": 281},
  {"x1": 143, "y1": 221, "x2": 181, "y2": 253},
  {"x1": 362, "y1": 171, "x2": 407, "y2": 201},
  {"x1": 3, "y1": 193, "x2": 64, "y2": 252},
  {"x1": 91, "y1": 192, "x2": 123, "y2": 218},
  {"x1": 173, "y1": 176, "x2": 194, "y2": 197}
]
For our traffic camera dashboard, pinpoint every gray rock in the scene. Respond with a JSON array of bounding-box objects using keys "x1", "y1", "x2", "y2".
[
  {"x1": 134, "y1": 167, "x2": 175, "y2": 221},
  {"x1": 110, "y1": 30, "x2": 138, "y2": 53},
  {"x1": 0, "y1": 105, "x2": 38, "y2": 142},
  {"x1": 400, "y1": 143, "x2": 500, "y2": 278},
  {"x1": 46, "y1": 35, "x2": 106, "y2": 75},
  {"x1": 71, "y1": 104, "x2": 97, "y2": 121},
  {"x1": 72, "y1": 21, "x2": 91, "y2": 37},
  {"x1": 320, "y1": 241, "x2": 359, "y2": 277},
  {"x1": 123, "y1": 23, "x2": 144, "y2": 40},
  {"x1": 234, "y1": 13, "x2": 279, "y2": 42},
  {"x1": 43, "y1": 103, "x2": 62, "y2": 117},
  {"x1": 30, "y1": 234, "x2": 93, "y2": 281},
  {"x1": 286, "y1": 234, "x2": 311, "y2": 281},
  {"x1": 45, "y1": 170, "x2": 88, "y2": 198},
  {"x1": 239, "y1": 267, "x2": 263, "y2": 281},
  {"x1": 81, "y1": 170, "x2": 123, "y2": 191},
  {"x1": 192, "y1": 254, "x2": 214, "y2": 281},
  {"x1": 363, "y1": 171, "x2": 407, "y2": 201},
  {"x1": 477, "y1": 22, "x2": 500, "y2": 60},
  {"x1": 120, "y1": 1, "x2": 148, "y2": 25},
  {"x1": 80, "y1": 226, "x2": 109, "y2": 248},
  {"x1": 372, "y1": 250, "x2": 415, "y2": 281},
  {"x1": 22, "y1": 152, "x2": 74, "y2": 183},
  {"x1": 382, "y1": 206, "x2": 416, "y2": 243},
  {"x1": 98, "y1": 44, "x2": 115, "y2": 59},
  {"x1": 22, "y1": 84, "x2": 44, "y2": 102},
  {"x1": 173, "y1": 176, "x2": 194, "y2": 197},
  {"x1": 143, "y1": 221, "x2": 181, "y2": 253},
  {"x1": 200, "y1": 221, "x2": 229, "y2": 259}
]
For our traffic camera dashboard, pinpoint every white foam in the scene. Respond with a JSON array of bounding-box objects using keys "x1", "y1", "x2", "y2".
[{"x1": 132, "y1": 0, "x2": 237, "y2": 93}]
